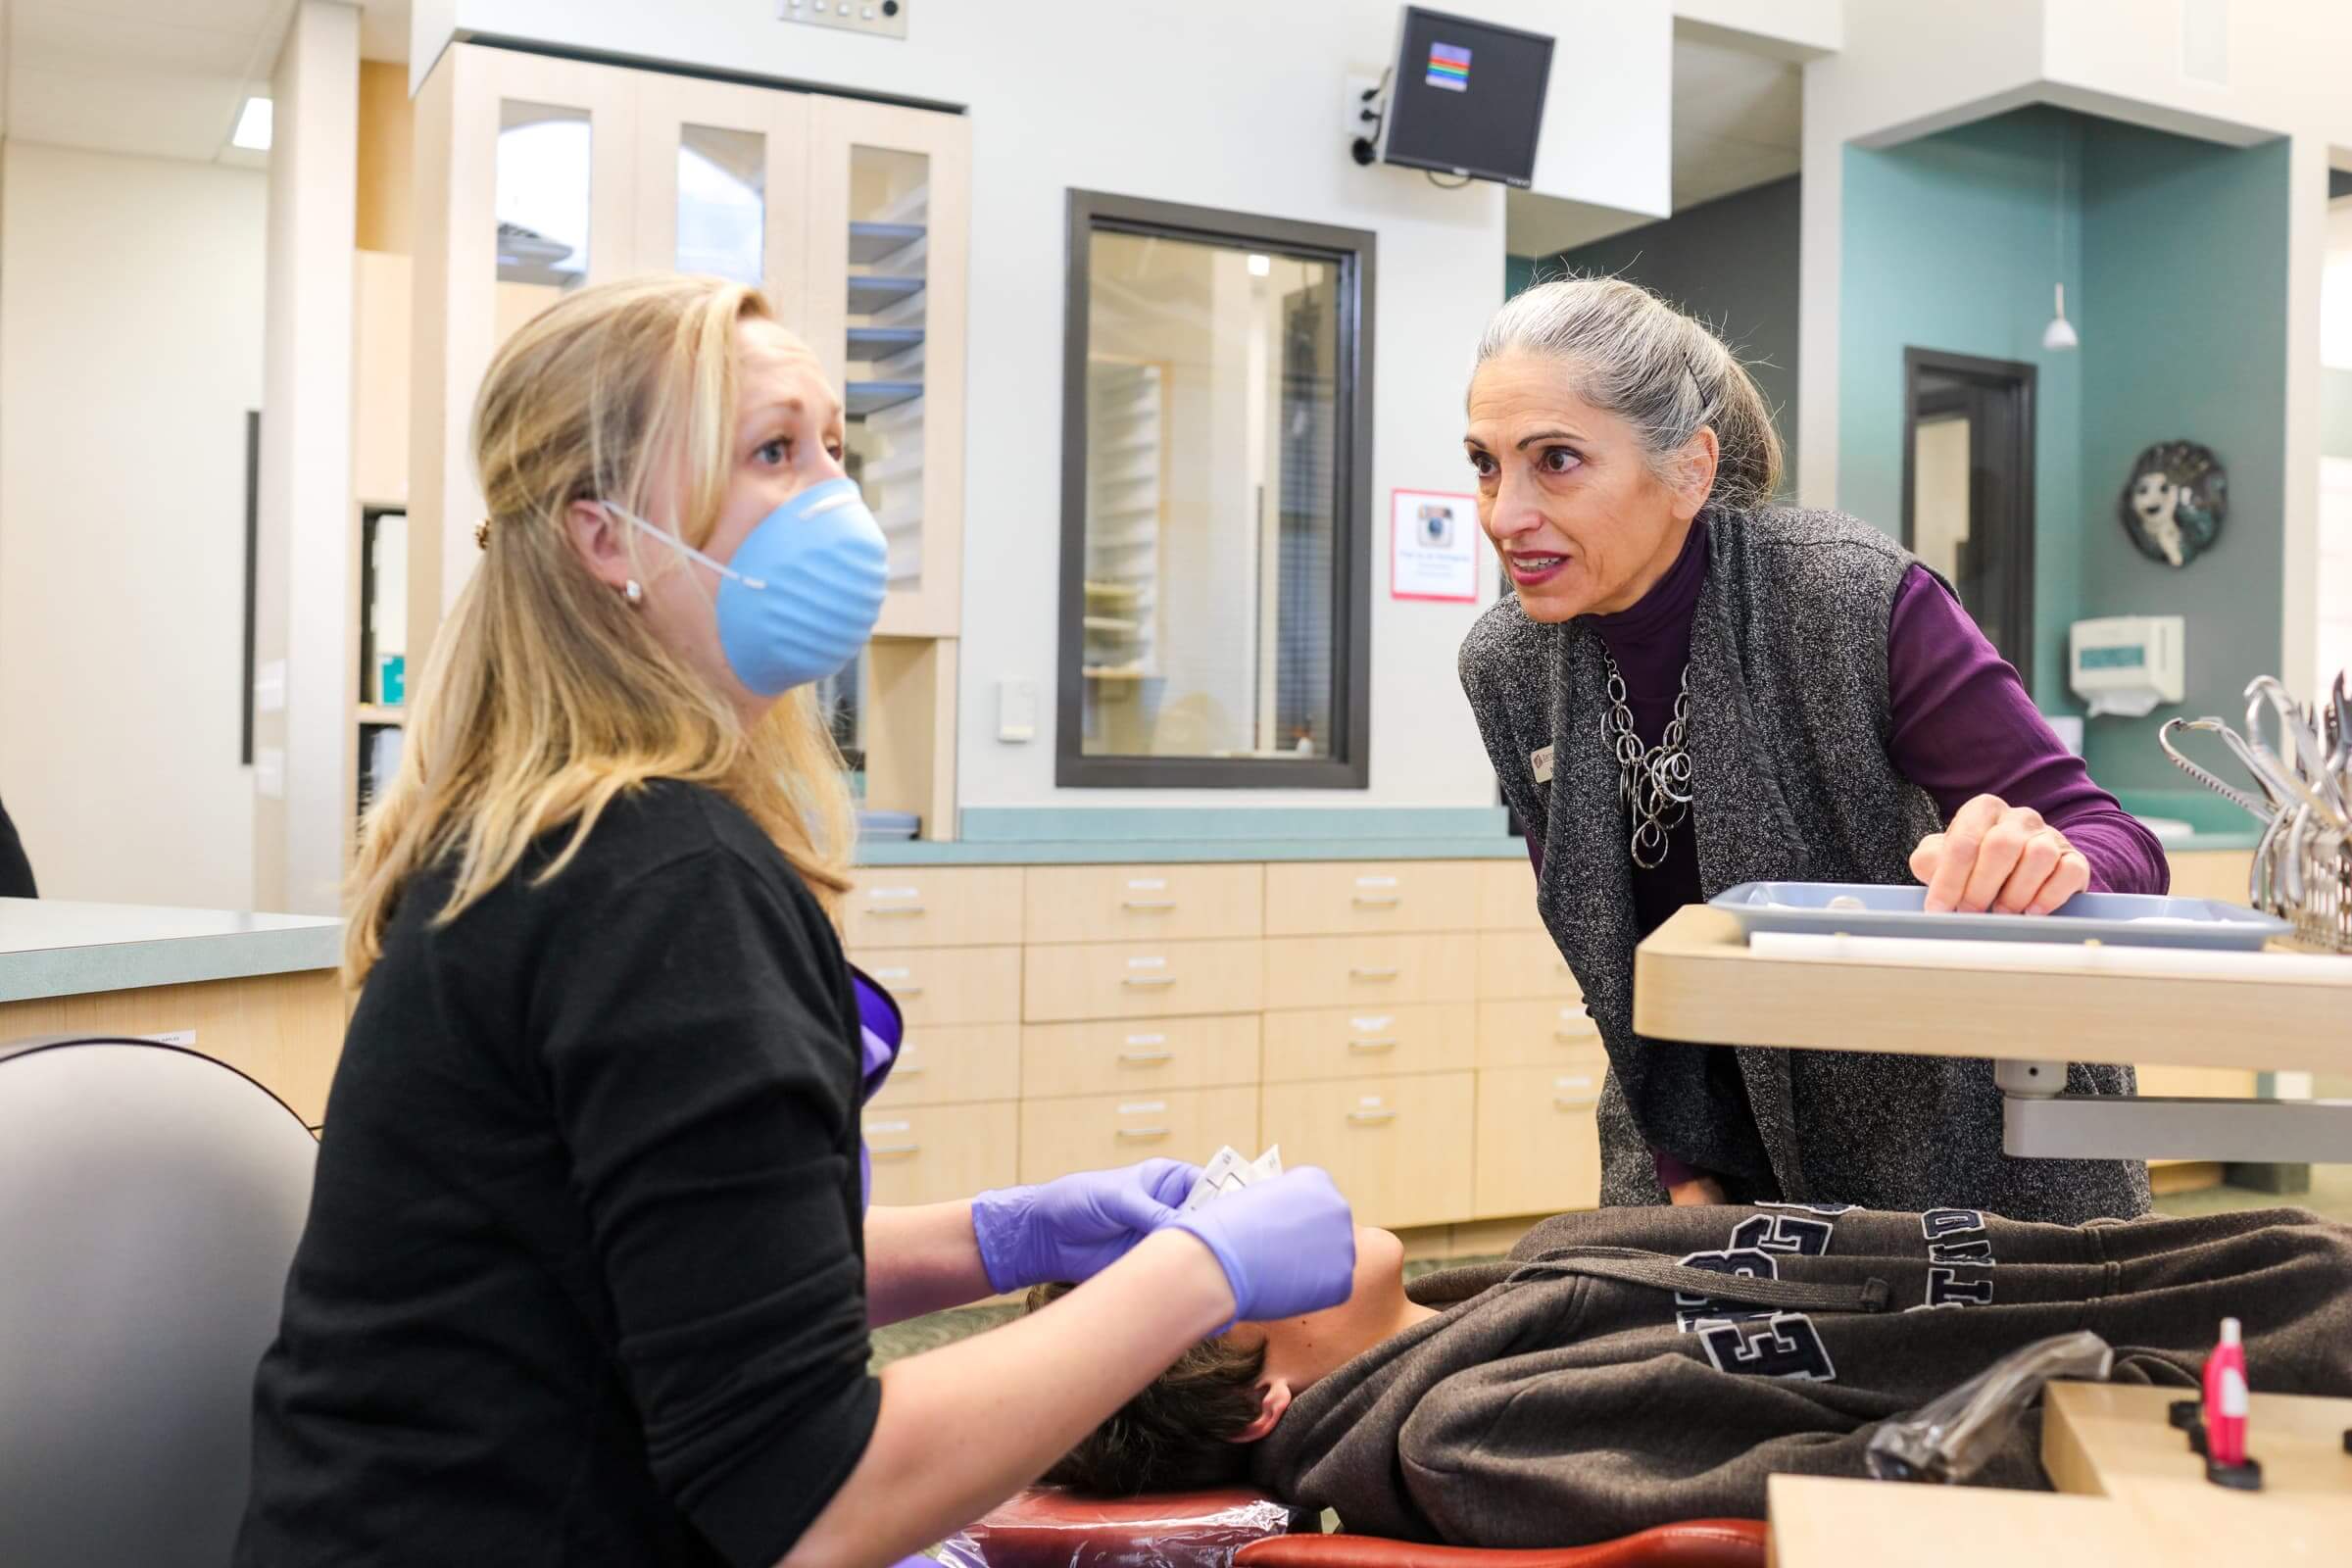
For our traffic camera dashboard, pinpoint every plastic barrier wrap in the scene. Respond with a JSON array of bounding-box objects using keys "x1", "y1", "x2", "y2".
[
  {"x1": 1865, "y1": 1329, "x2": 2115, "y2": 1484},
  {"x1": 938, "y1": 1489, "x2": 1305, "y2": 1568}
]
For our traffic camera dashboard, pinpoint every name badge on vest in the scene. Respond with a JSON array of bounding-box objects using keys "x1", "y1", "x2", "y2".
[{"x1": 1531, "y1": 745, "x2": 1554, "y2": 785}]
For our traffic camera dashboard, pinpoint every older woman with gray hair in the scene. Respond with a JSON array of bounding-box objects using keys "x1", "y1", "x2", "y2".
[{"x1": 1459, "y1": 276, "x2": 2166, "y2": 1223}]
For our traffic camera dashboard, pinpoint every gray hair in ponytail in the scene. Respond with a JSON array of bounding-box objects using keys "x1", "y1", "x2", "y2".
[{"x1": 1471, "y1": 275, "x2": 1784, "y2": 514}]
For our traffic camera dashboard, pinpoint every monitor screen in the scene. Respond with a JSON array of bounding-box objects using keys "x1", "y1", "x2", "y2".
[{"x1": 1378, "y1": 7, "x2": 1555, "y2": 188}]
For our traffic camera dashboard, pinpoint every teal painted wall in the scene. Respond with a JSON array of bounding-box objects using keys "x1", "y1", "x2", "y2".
[
  {"x1": 1504, "y1": 252, "x2": 1539, "y2": 300},
  {"x1": 2077, "y1": 127, "x2": 2289, "y2": 791},
  {"x1": 2326, "y1": 368, "x2": 2352, "y2": 458},
  {"x1": 1839, "y1": 110, "x2": 2085, "y2": 708}
]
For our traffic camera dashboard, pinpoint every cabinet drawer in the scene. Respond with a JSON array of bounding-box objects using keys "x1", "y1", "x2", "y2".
[
  {"x1": 1023, "y1": 864, "x2": 1263, "y2": 945},
  {"x1": 846, "y1": 867, "x2": 1025, "y2": 949},
  {"x1": 2134, "y1": 1065, "x2": 2258, "y2": 1100},
  {"x1": 866, "y1": 1023, "x2": 1021, "y2": 1109},
  {"x1": 1264, "y1": 861, "x2": 1480, "y2": 937},
  {"x1": 1258, "y1": 1073, "x2": 1474, "y2": 1231},
  {"x1": 1023, "y1": 940, "x2": 1263, "y2": 1022},
  {"x1": 1018, "y1": 1086, "x2": 1258, "y2": 1185},
  {"x1": 1477, "y1": 858, "x2": 1546, "y2": 931},
  {"x1": 1476, "y1": 1000, "x2": 1603, "y2": 1069},
  {"x1": 852, "y1": 947, "x2": 1022, "y2": 1027},
  {"x1": 1022, "y1": 1014, "x2": 1260, "y2": 1101},
  {"x1": 863, "y1": 1101, "x2": 1018, "y2": 1207},
  {"x1": 1260, "y1": 933, "x2": 1478, "y2": 1011},
  {"x1": 1477, "y1": 931, "x2": 1583, "y2": 1001},
  {"x1": 1261, "y1": 1003, "x2": 1475, "y2": 1084},
  {"x1": 1474, "y1": 1065, "x2": 1601, "y2": 1218}
]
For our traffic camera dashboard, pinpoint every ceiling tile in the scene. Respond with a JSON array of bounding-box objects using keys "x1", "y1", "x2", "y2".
[
  {"x1": 16, "y1": 5, "x2": 257, "y2": 74},
  {"x1": 53, "y1": 0, "x2": 278, "y2": 33},
  {"x1": 9, "y1": 56, "x2": 245, "y2": 162}
]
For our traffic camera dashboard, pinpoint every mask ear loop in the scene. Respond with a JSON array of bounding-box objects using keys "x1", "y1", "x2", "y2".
[{"x1": 600, "y1": 503, "x2": 769, "y2": 591}]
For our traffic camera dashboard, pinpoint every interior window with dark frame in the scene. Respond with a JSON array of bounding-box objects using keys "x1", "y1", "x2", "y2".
[{"x1": 1057, "y1": 192, "x2": 1374, "y2": 790}]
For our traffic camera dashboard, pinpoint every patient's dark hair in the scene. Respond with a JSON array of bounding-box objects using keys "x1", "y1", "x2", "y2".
[{"x1": 1024, "y1": 1282, "x2": 1267, "y2": 1494}]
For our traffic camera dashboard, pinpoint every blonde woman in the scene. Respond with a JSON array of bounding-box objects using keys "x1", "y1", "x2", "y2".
[{"x1": 234, "y1": 275, "x2": 1355, "y2": 1568}]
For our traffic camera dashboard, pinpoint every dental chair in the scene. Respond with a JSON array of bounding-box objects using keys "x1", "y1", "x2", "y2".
[
  {"x1": 0, "y1": 1034, "x2": 318, "y2": 1568},
  {"x1": 949, "y1": 1487, "x2": 1768, "y2": 1568}
]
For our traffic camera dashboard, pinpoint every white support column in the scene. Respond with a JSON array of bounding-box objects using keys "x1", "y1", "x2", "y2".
[
  {"x1": 2280, "y1": 132, "x2": 2328, "y2": 697},
  {"x1": 255, "y1": 0, "x2": 361, "y2": 914}
]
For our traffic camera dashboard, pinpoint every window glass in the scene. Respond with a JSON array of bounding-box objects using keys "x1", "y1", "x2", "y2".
[{"x1": 677, "y1": 124, "x2": 765, "y2": 285}]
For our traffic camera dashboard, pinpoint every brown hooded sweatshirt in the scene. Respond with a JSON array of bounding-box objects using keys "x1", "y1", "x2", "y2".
[{"x1": 1250, "y1": 1203, "x2": 2352, "y2": 1544}]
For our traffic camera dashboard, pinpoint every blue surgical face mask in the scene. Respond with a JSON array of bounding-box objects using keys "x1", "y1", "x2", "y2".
[{"x1": 605, "y1": 477, "x2": 888, "y2": 697}]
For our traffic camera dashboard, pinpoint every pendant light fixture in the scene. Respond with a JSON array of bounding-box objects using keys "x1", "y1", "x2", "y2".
[{"x1": 2042, "y1": 126, "x2": 2080, "y2": 352}]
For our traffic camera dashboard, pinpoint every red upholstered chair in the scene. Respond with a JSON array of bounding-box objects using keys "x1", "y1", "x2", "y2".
[{"x1": 941, "y1": 1489, "x2": 1768, "y2": 1568}]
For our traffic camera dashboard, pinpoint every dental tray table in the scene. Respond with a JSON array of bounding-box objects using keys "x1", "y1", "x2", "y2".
[
  {"x1": 1710, "y1": 882, "x2": 2288, "y2": 950},
  {"x1": 1635, "y1": 903, "x2": 2352, "y2": 1164}
]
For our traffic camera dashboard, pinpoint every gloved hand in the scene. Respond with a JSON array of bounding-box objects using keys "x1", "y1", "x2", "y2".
[
  {"x1": 1167, "y1": 1166, "x2": 1355, "y2": 1330},
  {"x1": 969, "y1": 1159, "x2": 1201, "y2": 1295}
]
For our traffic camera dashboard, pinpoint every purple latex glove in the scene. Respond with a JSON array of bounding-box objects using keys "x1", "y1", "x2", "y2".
[
  {"x1": 1168, "y1": 1167, "x2": 1356, "y2": 1332},
  {"x1": 969, "y1": 1159, "x2": 1201, "y2": 1295}
]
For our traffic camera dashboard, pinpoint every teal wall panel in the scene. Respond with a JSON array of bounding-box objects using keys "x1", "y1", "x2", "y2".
[
  {"x1": 1838, "y1": 110, "x2": 2085, "y2": 709},
  {"x1": 2077, "y1": 127, "x2": 2289, "y2": 791}
]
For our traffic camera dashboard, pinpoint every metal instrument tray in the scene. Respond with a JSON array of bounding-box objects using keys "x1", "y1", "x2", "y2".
[{"x1": 1709, "y1": 882, "x2": 2289, "y2": 951}]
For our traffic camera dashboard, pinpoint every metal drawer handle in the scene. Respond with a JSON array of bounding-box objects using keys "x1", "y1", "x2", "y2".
[
  {"x1": 1116, "y1": 1125, "x2": 1172, "y2": 1142},
  {"x1": 1122, "y1": 899, "x2": 1178, "y2": 911},
  {"x1": 1121, "y1": 975, "x2": 1179, "y2": 989},
  {"x1": 1348, "y1": 1038, "x2": 1398, "y2": 1054},
  {"x1": 1351, "y1": 894, "x2": 1401, "y2": 908},
  {"x1": 865, "y1": 905, "x2": 927, "y2": 918},
  {"x1": 892, "y1": 1063, "x2": 927, "y2": 1076},
  {"x1": 1349, "y1": 965, "x2": 1400, "y2": 980},
  {"x1": 892, "y1": 986, "x2": 925, "y2": 999},
  {"x1": 1118, "y1": 1049, "x2": 1174, "y2": 1064},
  {"x1": 1552, "y1": 1029, "x2": 1591, "y2": 1043},
  {"x1": 1347, "y1": 1108, "x2": 1398, "y2": 1125},
  {"x1": 869, "y1": 1142, "x2": 921, "y2": 1157},
  {"x1": 1553, "y1": 1096, "x2": 1599, "y2": 1111}
]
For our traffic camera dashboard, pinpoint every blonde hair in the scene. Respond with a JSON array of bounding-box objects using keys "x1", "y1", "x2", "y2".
[
  {"x1": 344, "y1": 274, "x2": 855, "y2": 987},
  {"x1": 1473, "y1": 275, "x2": 1785, "y2": 513}
]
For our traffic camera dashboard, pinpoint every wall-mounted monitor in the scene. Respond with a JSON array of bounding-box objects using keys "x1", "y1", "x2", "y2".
[{"x1": 1376, "y1": 6, "x2": 1554, "y2": 188}]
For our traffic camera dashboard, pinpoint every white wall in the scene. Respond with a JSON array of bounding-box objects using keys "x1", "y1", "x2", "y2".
[
  {"x1": 254, "y1": 0, "x2": 359, "y2": 914},
  {"x1": 419, "y1": 0, "x2": 1674, "y2": 812},
  {"x1": 0, "y1": 141, "x2": 265, "y2": 908}
]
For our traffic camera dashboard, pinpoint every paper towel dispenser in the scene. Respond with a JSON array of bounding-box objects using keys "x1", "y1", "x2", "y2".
[{"x1": 2069, "y1": 615, "x2": 2184, "y2": 718}]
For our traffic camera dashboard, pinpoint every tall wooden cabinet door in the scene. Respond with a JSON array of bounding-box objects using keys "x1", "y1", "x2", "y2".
[
  {"x1": 410, "y1": 43, "x2": 642, "y2": 661},
  {"x1": 803, "y1": 98, "x2": 970, "y2": 640},
  {"x1": 632, "y1": 74, "x2": 810, "y2": 320}
]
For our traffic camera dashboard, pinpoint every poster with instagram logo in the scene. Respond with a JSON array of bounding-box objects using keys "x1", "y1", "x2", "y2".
[{"x1": 1390, "y1": 489, "x2": 1480, "y2": 603}]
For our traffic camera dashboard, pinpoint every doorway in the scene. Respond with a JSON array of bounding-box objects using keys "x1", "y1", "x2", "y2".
[{"x1": 1900, "y1": 348, "x2": 2037, "y2": 678}]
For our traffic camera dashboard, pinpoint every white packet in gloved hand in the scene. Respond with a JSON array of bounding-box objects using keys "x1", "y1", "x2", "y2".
[{"x1": 1180, "y1": 1144, "x2": 1284, "y2": 1211}]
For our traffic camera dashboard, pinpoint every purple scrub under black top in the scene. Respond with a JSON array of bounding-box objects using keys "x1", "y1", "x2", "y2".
[{"x1": 1523, "y1": 516, "x2": 2167, "y2": 1190}]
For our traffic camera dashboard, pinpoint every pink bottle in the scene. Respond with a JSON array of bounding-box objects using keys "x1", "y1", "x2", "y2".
[{"x1": 2201, "y1": 1317, "x2": 2249, "y2": 1467}]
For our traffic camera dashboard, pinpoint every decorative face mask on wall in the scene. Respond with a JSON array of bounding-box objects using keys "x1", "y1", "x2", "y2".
[{"x1": 2117, "y1": 440, "x2": 2226, "y2": 569}]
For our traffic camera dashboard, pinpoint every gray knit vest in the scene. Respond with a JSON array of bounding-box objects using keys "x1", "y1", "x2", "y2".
[{"x1": 1459, "y1": 506, "x2": 2149, "y2": 1223}]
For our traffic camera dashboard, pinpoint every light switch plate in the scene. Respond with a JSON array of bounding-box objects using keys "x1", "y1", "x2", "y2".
[
  {"x1": 778, "y1": 0, "x2": 907, "y2": 40},
  {"x1": 997, "y1": 678, "x2": 1036, "y2": 744}
]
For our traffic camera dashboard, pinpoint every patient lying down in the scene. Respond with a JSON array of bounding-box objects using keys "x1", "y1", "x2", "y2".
[{"x1": 1029, "y1": 1202, "x2": 2352, "y2": 1545}]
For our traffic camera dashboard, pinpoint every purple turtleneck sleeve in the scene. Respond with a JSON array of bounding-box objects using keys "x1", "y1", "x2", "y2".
[{"x1": 1886, "y1": 569, "x2": 2168, "y2": 897}]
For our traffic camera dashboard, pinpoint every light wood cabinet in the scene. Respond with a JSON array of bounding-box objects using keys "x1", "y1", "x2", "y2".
[
  {"x1": 1264, "y1": 861, "x2": 1480, "y2": 937},
  {"x1": 1020, "y1": 1014, "x2": 1260, "y2": 1101},
  {"x1": 851, "y1": 946, "x2": 1021, "y2": 1027},
  {"x1": 846, "y1": 866, "x2": 1025, "y2": 949},
  {"x1": 1023, "y1": 939, "x2": 1264, "y2": 1022},
  {"x1": 2165, "y1": 850, "x2": 2255, "y2": 906},
  {"x1": 1260, "y1": 933, "x2": 1480, "y2": 1010},
  {"x1": 863, "y1": 1101, "x2": 1018, "y2": 1206},
  {"x1": 1259, "y1": 1072, "x2": 1475, "y2": 1230},
  {"x1": 1022, "y1": 863, "x2": 1263, "y2": 946},
  {"x1": 1260, "y1": 1003, "x2": 1476, "y2": 1084},
  {"x1": 1477, "y1": 858, "x2": 1545, "y2": 931},
  {"x1": 1477, "y1": 930, "x2": 1583, "y2": 1001},
  {"x1": 1019, "y1": 1086, "x2": 1257, "y2": 1185},
  {"x1": 1473, "y1": 1066, "x2": 1603, "y2": 1220},
  {"x1": 864, "y1": 1022, "x2": 1020, "y2": 1110},
  {"x1": 1476, "y1": 1000, "x2": 1602, "y2": 1069}
]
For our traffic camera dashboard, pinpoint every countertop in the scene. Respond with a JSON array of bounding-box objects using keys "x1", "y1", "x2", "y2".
[{"x1": 0, "y1": 898, "x2": 345, "y2": 1004}]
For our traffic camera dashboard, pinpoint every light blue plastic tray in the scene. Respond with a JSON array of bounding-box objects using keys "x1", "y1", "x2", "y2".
[{"x1": 1708, "y1": 882, "x2": 2289, "y2": 952}]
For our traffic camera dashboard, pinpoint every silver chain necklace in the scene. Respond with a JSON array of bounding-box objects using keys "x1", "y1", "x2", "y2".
[{"x1": 1601, "y1": 654, "x2": 1694, "y2": 870}]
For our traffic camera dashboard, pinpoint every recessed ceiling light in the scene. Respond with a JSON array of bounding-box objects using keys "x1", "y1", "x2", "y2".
[{"x1": 232, "y1": 97, "x2": 273, "y2": 152}]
